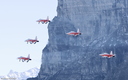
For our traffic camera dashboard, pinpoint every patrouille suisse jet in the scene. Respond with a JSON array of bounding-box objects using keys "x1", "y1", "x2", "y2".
[
  {"x1": 99, "y1": 51, "x2": 115, "y2": 58},
  {"x1": 66, "y1": 29, "x2": 81, "y2": 36},
  {"x1": 25, "y1": 36, "x2": 39, "y2": 44},
  {"x1": 36, "y1": 16, "x2": 50, "y2": 24},
  {"x1": 18, "y1": 54, "x2": 32, "y2": 62}
]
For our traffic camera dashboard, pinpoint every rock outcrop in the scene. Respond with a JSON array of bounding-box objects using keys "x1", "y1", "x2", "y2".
[{"x1": 28, "y1": 0, "x2": 128, "y2": 80}]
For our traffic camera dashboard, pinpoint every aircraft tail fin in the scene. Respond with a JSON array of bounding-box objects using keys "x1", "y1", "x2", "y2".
[
  {"x1": 35, "y1": 36, "x2": 37, "y2": 40},
  {"x1": 77, "y1": 29, "x2": 80, "y2": 33},
  {"x1": 110, "y1": 51, "x2": 113, "y2": 55},
  {"x1": 47, "y1": 16, "x2": 49, "y2": 20},
  {"x1": 28, "y1": 54, "x2": 30, "y2": 58}
]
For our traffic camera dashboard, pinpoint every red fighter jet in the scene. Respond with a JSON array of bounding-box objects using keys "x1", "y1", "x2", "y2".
[
  {"x1": 25, "y1": 36, "x2": 39, "y2": 44},
  {"x1": 36, "y1": 16, "x2": 50, "y2": 24},
  {"x1": 18, "y1": 54, "x2": 32, "y2": 62},
  {"x1": 66, "y1": 29, "x2": 81, "y2": 36},
  {"x1": 99, "y1": 51, "x2": 115, "y2": 58}
]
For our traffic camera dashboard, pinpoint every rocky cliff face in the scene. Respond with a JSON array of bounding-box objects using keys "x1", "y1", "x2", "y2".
[{"x1": 28, "y1": 0, "x2": 128, "y2": 80}]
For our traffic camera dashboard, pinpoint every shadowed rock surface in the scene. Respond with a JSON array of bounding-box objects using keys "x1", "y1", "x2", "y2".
[{"x1": 28, "y1": 0, "x2": 128, "y2": 80}]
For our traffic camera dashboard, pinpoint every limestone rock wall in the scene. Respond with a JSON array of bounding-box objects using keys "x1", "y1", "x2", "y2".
[{"x1": 28, "y1": 0, "x2": 128, "y2": 80}]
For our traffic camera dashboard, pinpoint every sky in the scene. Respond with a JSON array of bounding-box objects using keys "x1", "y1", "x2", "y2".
[{"x1": 0, "y1": 0, "x2": 57, "y2": 76}]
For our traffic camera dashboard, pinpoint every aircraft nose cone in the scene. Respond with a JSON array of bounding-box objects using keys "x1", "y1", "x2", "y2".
[
  {"x1": 37, "y1": 41, "x2": 39, "y2": 42},
  {"x1": 29, "y1": 59, "x2": 32, "y2": 60}
]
